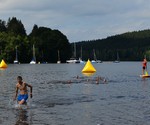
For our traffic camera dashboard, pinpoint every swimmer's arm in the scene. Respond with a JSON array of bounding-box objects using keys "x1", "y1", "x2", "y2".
[
  {"x1": 26, "y1": 83, "x2": 33, "y2": 98},
  {"x1": 14, "y1": 85, "x2": 18, "y2": 101}
]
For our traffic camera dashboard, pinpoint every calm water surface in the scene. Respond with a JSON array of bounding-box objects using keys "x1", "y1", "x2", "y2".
[{"x1": 0, "y1": 62, "x2": 150, "y2": 125}]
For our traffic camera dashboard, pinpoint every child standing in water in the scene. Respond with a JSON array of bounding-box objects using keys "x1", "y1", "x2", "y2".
[
  {"x1": 142, "y1": 58, "x2": 147, "y2": 75},
  {"x1": 14, "y1": 76, "x2": 33, "y2": 105}
]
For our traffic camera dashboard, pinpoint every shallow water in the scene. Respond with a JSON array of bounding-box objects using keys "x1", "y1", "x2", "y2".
[{"x1": 0, "y1": 62, "x2": 150, "y2": 125}]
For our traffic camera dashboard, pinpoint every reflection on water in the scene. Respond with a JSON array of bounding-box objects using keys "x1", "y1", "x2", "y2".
[
  {"x1": 0, "y1": 62, "x2": 150, "y2": 125},
  {"x1": 15, "y1": 109, "x2": 28, "y2": 125}
]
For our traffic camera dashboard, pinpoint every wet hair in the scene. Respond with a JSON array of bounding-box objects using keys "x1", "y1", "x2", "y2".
[{"x1": 17, "y1": 76, "x2": 22, "y2": 80}]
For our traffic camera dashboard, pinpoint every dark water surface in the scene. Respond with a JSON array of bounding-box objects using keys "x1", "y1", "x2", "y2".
[{"x1": 0, "y1": 62, "x2": 150, "y2": 125}]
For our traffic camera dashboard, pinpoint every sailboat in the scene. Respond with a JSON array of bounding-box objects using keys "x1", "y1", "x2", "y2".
[
  {"x1": 114, "y1": 52, "x2": 120, "y2": 63},
  {"x1": 14, "y1": 46, "x2": 19, "y2": 64},
  {"x1": 66, "y1": 58, "x2": 80, "y2": 63},
  {"x1": 66, "y1": 43, "x2": 80, "y2": 63},
  {"x1": 57, "y1": 50, "x2": 61, "y2": 64},
  {"x1": 30, "y1": 44, "x2": 36, "y2": 64},
  {"x1": 91, "y1": 49, "x2": 97, "y2": 63},
  {"x1": 79, "y1": 46, "x2": 85, "y2": 64},
  {"x1": 91, "y1": 49, "x2": 102, "y2": 63}
]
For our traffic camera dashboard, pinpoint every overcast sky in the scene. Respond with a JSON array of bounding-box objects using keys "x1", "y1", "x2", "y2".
[{"x1": 0, "y1": 0, "x2": 150, "y2": 42}]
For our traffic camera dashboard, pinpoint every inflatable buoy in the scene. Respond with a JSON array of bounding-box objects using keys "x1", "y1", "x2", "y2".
[
  {"x1": 82, "y1": 59, "x2": 96, "y2": 73},
  {"x1": 82, "y1": 72, "x2": 95, "y2": 77},
  {"x1": 82, "y1": 59, "x2": 96, "y2": 76},
  {"x1": 0, "y1": 59, "x2": 8, "y2": 68}
]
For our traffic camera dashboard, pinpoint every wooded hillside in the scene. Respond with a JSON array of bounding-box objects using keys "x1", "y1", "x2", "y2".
[{"x1": 75, "y1": 30, "x2": 150, "y2": 61}]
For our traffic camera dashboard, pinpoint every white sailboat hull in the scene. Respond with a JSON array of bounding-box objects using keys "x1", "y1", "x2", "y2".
[
  {"x1": 14, "y1": 60, "x2": 19, "y2": 64},
  {"x1": 79, "y1": 60, "x2": 85, "y2": 64},
  {"x1": 30, "y1": 60, "x2": 36, "y2": 64},
  {"x1": 66, "y1": 59, "x2": 80, "y2": 63},
  {"x1": 30, "y1": 44, "x2": 36, "y2": 64},
  {"x1": 57, "y1": 61, "x2": 61, "y2": 64},
  {"x1": 114, "y1": 61, "x2": 120, "y2": 63},
  {"x1": 91, "y1": 60, "x2": 97, "y2": 63}
]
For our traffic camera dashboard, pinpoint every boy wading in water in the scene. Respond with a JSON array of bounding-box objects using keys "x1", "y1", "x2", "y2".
[{"x1": 14, "y1": 76, "x2": 33, "y2": 105}]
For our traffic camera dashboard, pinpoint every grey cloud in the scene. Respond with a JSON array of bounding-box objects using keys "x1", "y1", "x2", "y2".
[{"x1": 0, "y1": 0, "x2": 150, "y2": 42}]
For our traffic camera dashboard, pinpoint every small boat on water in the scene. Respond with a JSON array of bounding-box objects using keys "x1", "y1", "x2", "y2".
[
  {"x1": 67, "y1": 43, "x2": 80, "y2": 63},
  {"x1": 79, "y1": 46, "x2": 85, "y2": 64},
  {"x1": 114, "y1": 52, "x2": 120, "y2": 63},
  {"x1": 14, "y1": 60, "x2": 19, "y2": 64},
  {"x1": 96, "y1": 60, "x2": 102, "y2": 63},
  {"x1": 30, "y1": 60, "x2": 36, "y2": 64},
  {"x1": 91, "y1": 49, "x2": 97, "y2": 63},
  {"x1": 57, "y1": 61, "x2": 61, "y2": 64},
  {"x1": 30, "y1": 44, "x2": 36, "y2": 64},
  {"x1": 14, "y1": 46, "x2": 19, "y2": 64},
  {"x1": 79, "y1": 58, "x2": 85, "y2": 64},
  {"x1": 57, "y1": 50, "x2": 61, "y2": 64},
  {"x1": 91, "y1": 49, "x2": 102, "y2": 63},
  {"x1": 66, "y1": 58, "x2": 80, "y2": 63},
  {"x1": 91, "y1": 60, "x2": 97, "y2": 63}
]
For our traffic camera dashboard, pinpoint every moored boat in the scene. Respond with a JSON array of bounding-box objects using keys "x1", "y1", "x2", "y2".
[
  {"x1": 30, "y1": 44, "x2": 36, "y2": 64},
  {"x1": 14, "y1": 46, "x2": 19, "y2": 64}
]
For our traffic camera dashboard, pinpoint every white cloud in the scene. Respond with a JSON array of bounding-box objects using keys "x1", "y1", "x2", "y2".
[{"x1": 0, "y1": 0, "x2": 150, "y2": 42}]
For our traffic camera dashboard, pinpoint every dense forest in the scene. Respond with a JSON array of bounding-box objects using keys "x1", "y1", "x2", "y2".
[
  {"x1": 1, "y1": 17, "x2": 150, "y2": 63},
  {"x1": 74, "y1": 30, "x2": 150, "y2": 61},
  {"x1": 0, "y1": 17, "x2": 71, "y2": 63}
]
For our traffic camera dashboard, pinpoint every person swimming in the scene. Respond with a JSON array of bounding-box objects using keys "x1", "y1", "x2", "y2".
[
  {"x1": 14, "y1": 76, "x2": 33, "y2": 105},
  {"x1": 95, "y1": 76, "x2": 107, "y2": 84}
]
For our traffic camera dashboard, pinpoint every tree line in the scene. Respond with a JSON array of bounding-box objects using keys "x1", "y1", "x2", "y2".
[
  {"x1": 0, "y1": 17, "x2": 71, "y2": 63},
  {"x1": 1, "y1": 17, "x2": 150, "y2": 63},
  {"x1": 74, "y1": 30, "x2": 150, "y2": 61}
]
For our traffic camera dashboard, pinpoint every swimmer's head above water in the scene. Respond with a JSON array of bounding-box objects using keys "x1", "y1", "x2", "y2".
[{"x1": 17, "y1": 76, "x2": 23, "y2": 83}]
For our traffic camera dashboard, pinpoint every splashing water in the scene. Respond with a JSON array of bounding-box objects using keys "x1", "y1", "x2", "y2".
[{"x1": 8, "y1": 98, "x2": 36, "y2": 110}]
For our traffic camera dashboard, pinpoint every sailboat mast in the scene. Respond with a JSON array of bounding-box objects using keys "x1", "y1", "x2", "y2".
[
  {"x1": 93, "y1": 49, "x2": 97, "y2": 61},
  {"x1": 74, "y1": 43, "x2": 76, "y2": 58},
  {"x1": 80, "y1": 46, "x2": 82, "y2": 59},
  {"x1": 33, "y1": 44, "x2": 36, "y2": 62},
  {"x1": 15, "y1": 46, "x2": 18, "y2": 60},
  {"x1": 117, "y1": 52, "x2": 119, "y2": 61},
  {"x1": 58, "y1": 50, "x2": 60, "y2": 61}
]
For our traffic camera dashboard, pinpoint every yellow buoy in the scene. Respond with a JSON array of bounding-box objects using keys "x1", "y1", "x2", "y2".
[
  {"x1": 82, "y1": 72, "x2": 95, "y2": 77},
  {"x1": 0, "y1": 59, "x2": 8, "y2": 68},
  {"x1": 82, "y1": 59, "x2": 96, "y2": 73}
]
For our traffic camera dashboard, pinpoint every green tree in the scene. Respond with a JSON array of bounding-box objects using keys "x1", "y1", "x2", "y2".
[
  {"x1": 29, "y1": 26, "x2": 71, "y2": 63},
  {"x1": 7, "y1": 17, "x2": 26, "y2": 36},
  {"x1": 75, "y1": 29, "x2": 150, "y2": 61},
  {"x1": 0, "y1": 20, "x2": 7, "y2": 32},
  {"x1": 0, "y1": 17, "x2": 71, "y2": 63}
]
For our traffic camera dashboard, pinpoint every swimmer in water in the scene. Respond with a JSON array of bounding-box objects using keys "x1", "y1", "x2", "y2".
[
  {"x1": 96, "y1": 76, "x2": 107, "y2": 84},
  {"x1": 14, "y1": 76, "x2": 33, "y2": 105},
  {"x1": 96, "y1": 76, "x2": 100, "y2": 84}
]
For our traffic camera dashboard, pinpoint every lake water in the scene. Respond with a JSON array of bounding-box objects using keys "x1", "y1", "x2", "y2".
[{"x1": 0, "y1": 62, "x2": 150, "y2": 125}]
